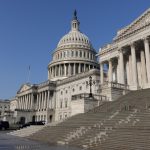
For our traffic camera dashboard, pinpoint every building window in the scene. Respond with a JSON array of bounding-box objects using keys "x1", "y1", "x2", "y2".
[
  {"x1": 66, "y1": 90, "x2": 68, "y2": 94},
  {"x1": 65, "y1": 101, "x2": 67, "y2": 108},
  {"x1": 67, "y1": 51, "x2": 70, "y2": 57},
  {"x1": 72, "y1": 88, "x2": 75, "y2": 92},
  {"x1": 60, "y1": 101, "x2": 63, "y2": 108},
  {"x1": 61, "y1": 91, "x2": 63, "y2": 95},
  {"x1": 84, "y1": 51, "x2": 86, "y2": 58},
  {"x1": 64, "y1": 51, "x2": 66, "y2": 57},
  {"x1": 60, "y1": 115, "x2": 62, "y2": 120},
  {"x1": 79, "y1": 86, "x2": 82, "y2": 91},
  {"x1": 71, "y1": 51, "x2": 74, "y2": 57},
  {"x1": 76, "y1": 51, "x2": 78, "y2": 57}
]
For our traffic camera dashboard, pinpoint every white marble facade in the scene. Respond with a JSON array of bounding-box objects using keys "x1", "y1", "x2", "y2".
[{"x1": 99, "y1": 8, "x2": 150, "y2": 90}]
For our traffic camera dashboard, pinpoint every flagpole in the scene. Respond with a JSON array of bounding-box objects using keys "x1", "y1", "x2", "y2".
[{"x1": 27, "y1": 65, "x2": 30, "y2": 83}]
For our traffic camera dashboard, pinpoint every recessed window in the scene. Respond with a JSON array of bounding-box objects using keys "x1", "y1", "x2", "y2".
[
  {"x1": 60, "y1": 101, "x2": 63, "y2": 108},
  {"x1": 84, "y1": 52, "x2": 86, "y2": 58},
  {"x1": 76, "y1": 51, "x2": 78, "y2": 57},
  {"x1": 79, "y1": 86, "x2": 82, "y2": 91},
  {"x1": 65, "y1": 101, "x2": 67, "y2": 108},
  {"x1": 72, "y1": 88, "x2": 75, "y2": 92},
  {"x1": 64, "y1": 51, "x2": 66, "y2": 57},
  {"x1": 66, "y1": 90, "x2": 68, "y2": 94},
  {"x1": 61, "y1": 91, "x2": 63, "y2": 95},
  {"x1": 71, "y1": 51, "x2": 74, "y2": 57}
]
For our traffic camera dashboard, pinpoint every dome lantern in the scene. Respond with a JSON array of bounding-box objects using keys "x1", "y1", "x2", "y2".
[{"x1": 71, "y1": 10, "x2": 80, "y2": 31}]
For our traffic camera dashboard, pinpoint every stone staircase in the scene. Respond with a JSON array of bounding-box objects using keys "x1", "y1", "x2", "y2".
[
  {"x1": 8, "y1": 125, "x2": 45, "y2": 137},
  {"x1": 28, "y1": 88, "x2": 150, "y2": 149},
  {"x1": 8, "y1": 120, "x2": 62, "y2": 138}
]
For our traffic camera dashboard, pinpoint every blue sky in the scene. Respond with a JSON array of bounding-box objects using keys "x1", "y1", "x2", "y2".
[{"x1": 0, "y1": 0, "x2": 149, "y2": 99}]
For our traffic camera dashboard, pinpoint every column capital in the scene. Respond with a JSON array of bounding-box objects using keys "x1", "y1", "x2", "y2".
[
  {"x1": 143, "y1": 36, "x2": 150, "y2": 43},
  {"x1": 129, "y1": 41, "x2": 136, "y2": 47}
]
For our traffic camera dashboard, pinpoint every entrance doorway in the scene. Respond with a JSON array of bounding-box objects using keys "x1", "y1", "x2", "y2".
[
  {"x1": 49, "y1": 115, "x2": 52, "y2": 123},
  {"x1": 32, "y1": 115, "x2": 35, "y2": 122},
  {"x1": 20, "y1": 117, "x2": 26, "y2": 124}
]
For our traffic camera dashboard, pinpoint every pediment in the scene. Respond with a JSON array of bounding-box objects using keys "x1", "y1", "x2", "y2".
[
  {"x1": 18, "y1": 84, "x2": 32, "y2": 93},
  {"x1": 115, "y1": 8, "x2": 150, "y2": 39}
]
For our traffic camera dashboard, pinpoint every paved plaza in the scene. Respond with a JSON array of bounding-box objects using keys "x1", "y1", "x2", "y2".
[{"x1": 0, "y1": 131, "x2": 81, "y2": 150}]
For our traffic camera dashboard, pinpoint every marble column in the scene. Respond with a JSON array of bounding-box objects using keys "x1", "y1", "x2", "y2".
[
  {"x1": 21, "y1": 96, "x2": 23, "y2": 110},
  {"x1": 55, "y1": 66, "x2": 57, "y2": 77},
  {"x1": 100, "y1": 62, "x2": 104, "y2": 84},
  {"x1": 44, "y1": 91, "x2": 47, "y2": 109},
  {"x1": 68, "y1": 63, "x2": 71, "y2": 75},
  {"x1": 31, "y1": 94, "x2": 33, "y2": 110},
  {"x1": 141, "y1": 50, "x2": 147, "y2": 86},
  {"x1": 131, "y1": 42, "x2": 138, "y2": 87},
  {"x1": 64, "y1": 64, "x2": 66, "y2": 76},
  {"x1": 78, "y1": 63, "x2": 81, "y2": 73},
  {"x1": 88, "y1": 64, "x2": 90, "y2": 70},
  {"x1": 41, "y1": 92, "x2": 44, "y2": 109},
  {"x1": 59, "y1": 65, "x2": 61, "y2": 76},
  {"x1": 119, "y1": 49, "x2": 125, "y2": 84},
  {"x1": 108, "y1": 59, "x2": 112, "y2": 82},
  {"x1": 47, "y1": 90, "x2": 50, "y2": 109},
  {"x1": 84, "y1": 64, "x2": 86, "y2": 72},
  {"x1": 126, "y1": 60, "x2": 130, "y2": 85},
  {"x1": 74, "y1": 63, "x2": 76, "y2": 75},
  {"x1": 37, "y1": 94, "x2": 39, "y2": 110},
  {"x1": 53, "y1": 67, "x2": 55, "y2": 77},
  {"x1": 39, "y1": 93, "x2": 41, "y2": 110},
  {"x1": 128, "y1": 55, "x2": 133, "y2": 85},
  {"x1": 144, "y1": 37, "x2": 150, "y2": 83}
]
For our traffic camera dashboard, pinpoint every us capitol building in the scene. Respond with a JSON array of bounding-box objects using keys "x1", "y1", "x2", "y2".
[{"x1": 1, "y1": 8, "x2": 150, "y2": 125}]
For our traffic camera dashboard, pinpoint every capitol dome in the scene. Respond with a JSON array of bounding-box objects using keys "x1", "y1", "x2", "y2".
[
  {"x1": 48, "y1": 10, "x2": 99, "y2": 81},
  {"x1": 57, "y1": 30, "x2": 93, "y2": 49}
]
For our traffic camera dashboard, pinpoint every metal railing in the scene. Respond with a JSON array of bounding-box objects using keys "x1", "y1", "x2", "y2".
[
  {"x1": 103, "y1": 81, "x2": 129, "y2": 90},
  {"x1": 71, "y1": 93, "x2": 108, "y2": 101}
]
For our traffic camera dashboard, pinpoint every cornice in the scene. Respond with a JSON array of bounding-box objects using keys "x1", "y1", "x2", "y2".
[{"x1": 56, "y1": 69, "x2": 100, "y2": 86}]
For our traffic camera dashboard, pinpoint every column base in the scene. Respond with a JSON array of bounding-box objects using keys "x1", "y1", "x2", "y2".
[{"x1": 129, "y1": 85, "x2": 139, "y2": 90}]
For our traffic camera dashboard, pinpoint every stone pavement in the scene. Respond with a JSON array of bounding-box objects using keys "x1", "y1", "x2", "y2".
[{"x1": 0, "y1": 132, "x2": 81, "y2": 150}]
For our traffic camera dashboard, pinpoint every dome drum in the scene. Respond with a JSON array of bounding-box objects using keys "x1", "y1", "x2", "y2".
[{"x1": 48, "y1": 62, "x2": 99, "y2": 81}]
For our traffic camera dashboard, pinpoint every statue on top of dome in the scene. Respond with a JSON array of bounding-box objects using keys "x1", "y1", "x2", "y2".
[{"x1": 73, "y1": 9, "x2": 77, "y2": 20}]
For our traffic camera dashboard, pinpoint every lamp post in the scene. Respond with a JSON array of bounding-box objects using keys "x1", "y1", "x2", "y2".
[{"x1": 86, "y1": 76, "x2": 95, "y2": 98}]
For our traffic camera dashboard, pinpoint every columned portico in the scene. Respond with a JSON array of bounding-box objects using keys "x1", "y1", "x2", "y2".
[{"x1": 100, "y1": 36, "x2": 150, "y2": 90}]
